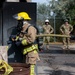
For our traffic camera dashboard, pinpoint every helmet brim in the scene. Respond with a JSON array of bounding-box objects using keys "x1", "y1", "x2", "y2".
[
  {"x1": 13, "y1": 14, "x2": 23, "y2": 20},
  {"x1": 13, "y1": 14, "x2": 31, "y2": 20}
]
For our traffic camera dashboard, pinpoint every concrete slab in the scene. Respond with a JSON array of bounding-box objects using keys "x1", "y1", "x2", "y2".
[{"x1": 36, "y1": 53, "x2": 75, "y2": 75}]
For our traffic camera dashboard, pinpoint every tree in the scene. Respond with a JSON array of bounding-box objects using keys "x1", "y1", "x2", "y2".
[
  {"x1": 37, "y1": 3, "x2": 48, "y2": 25},
  {"x1": 53, "y1": 0, "x2": 75, "y2": 25}
]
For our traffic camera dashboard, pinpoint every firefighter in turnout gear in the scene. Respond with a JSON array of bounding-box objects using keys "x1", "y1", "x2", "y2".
[
  {"x1": 60, "y1": 19, "x2": 73, "y2": 50},
  {"x1": 13, "y1": 12, "x2": 40, "y2": 75},
  {"x1": 43, "y1": 19, "x2": 54, "y2": 49}
]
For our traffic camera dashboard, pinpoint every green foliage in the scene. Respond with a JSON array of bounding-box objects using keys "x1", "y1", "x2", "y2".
[
  {"x1": 37, "y1": 0, "x2": 75, "y2": 42},
  {"x1": 37, "y1": 3, "x2": 48, "y2": 25},
  {"x1": 38, "y1": 3, "x2": 47, "y2": 15},
  {"x1": 65, "y1": 0, "x2": 75, "y2": 25},
  {"x1": 50, "y1": 37, "x2": 54, "y2": 42}
]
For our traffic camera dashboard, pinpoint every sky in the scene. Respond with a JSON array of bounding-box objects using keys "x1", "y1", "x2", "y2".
[{"x1": 32, "y1": 0, "x2": 48, "y2": 4}]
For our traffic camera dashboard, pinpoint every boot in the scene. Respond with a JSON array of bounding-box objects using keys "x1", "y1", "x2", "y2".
[
  {"x1": 46, "y1": 45, "x2": 49, "y2": 50},
  {"x1": 62, "y1": 45, "x2": 67, "y2": 50},
  {"x1": 62, "y1": 45, "x2": 67, "y2": 53},
  {"x1": 67, "y1": 46, "x2": 70, "y2": 53}
]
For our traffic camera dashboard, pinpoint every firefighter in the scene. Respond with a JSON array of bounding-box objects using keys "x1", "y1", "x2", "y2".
[
  {"x1": 43, "y1": 19, "x2": 54, "y2": 49},
  {"x1": 60, "y1": 19, "x2": 73, "y2": 50},
  {"x1": 13, "y1": 12, "x2": 40, "y2": 75}
]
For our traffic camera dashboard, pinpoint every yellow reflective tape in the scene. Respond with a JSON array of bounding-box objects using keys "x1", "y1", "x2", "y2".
[
  {"x1": 23, "y1": 44, "x2": 38, "y2": 54},
  {"x1": 30, "y1": 65, "x2": 35, "y2": 75},
  {"x1": 23, "y1": 50, "x2": 27, "y2": 55},
  {"x1": 6, "y1": 46, "x2": 8, "y2": 50},
  {"x1": 22, "y1": 39, "x2": 28, "y2": 45},
  {"x1": 33, "y1": 50, "x2": 37, "y2": 53},
  {"x1": 15, "y1": 36, "x2": 19, "y2": 41}
]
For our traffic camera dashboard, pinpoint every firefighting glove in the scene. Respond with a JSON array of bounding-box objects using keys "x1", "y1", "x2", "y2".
[{"x1": 16, "y1": 40, "x2": 21, "y2": 46}]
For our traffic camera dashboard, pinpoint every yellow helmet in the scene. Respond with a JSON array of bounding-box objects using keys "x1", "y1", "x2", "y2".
[{"x1": 14, "y1": 12, "x2": 31, "y2": 20}]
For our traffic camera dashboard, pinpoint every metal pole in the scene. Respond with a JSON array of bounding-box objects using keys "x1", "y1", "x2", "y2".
[{"x1": 54, "y1": 13, "x2": 56, "y2": 42}]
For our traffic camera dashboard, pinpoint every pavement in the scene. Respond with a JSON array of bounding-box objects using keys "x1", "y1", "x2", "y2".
[
  {"x1": 37, "y1": 54, "x2": 75, "y2": 75},
  {"x1": 36, "y1": 43, "x2": 75, "y2": 75}
]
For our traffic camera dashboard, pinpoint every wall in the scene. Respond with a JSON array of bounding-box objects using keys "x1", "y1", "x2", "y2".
[{"x1": 2, "y1": 2, "x2": 36, "y2": 62}]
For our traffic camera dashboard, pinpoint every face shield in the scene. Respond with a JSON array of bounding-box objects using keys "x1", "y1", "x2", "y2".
[{"x1": 13, "y1": 14, "x2": 23, "y2": 20}]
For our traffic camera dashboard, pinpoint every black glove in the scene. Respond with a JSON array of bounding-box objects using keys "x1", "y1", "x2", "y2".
[
  {"x1": 10, "y1": 35, "x2": 16, "y2": 39},
  {"x1": 16, "y1": 41, "x2": 21, "y2": 46},
  {"x1": 7, "y1": 41, "x2": 12, "y2": 44}
]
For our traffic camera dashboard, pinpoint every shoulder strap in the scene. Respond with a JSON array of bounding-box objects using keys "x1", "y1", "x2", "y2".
[{"x1": 25, "y1": 25, "x2": 31, "y2": 33}]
